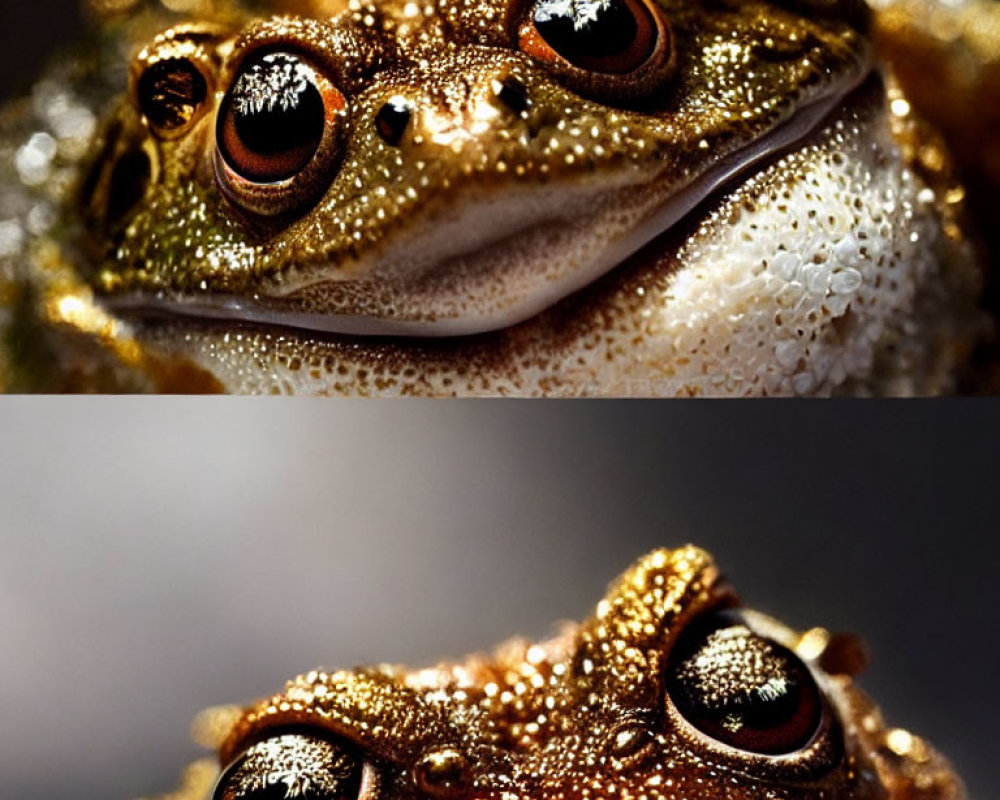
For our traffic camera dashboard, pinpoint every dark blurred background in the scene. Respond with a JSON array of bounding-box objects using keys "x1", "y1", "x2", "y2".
[
  {"x1": 0, "y1": 1, "x2": 85, "y2": 103},
  {"x1": 0, "y1": 403, "x2": 997, "y2": 800}
]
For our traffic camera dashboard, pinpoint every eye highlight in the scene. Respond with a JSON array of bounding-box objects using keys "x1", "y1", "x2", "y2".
[
  {"x1": 215, "y1": 51, "x2": 345, "y2": 216},
  {"x1": 666, "y1": 613, "x2": 823, "y2": 756},
  {"x1": 214, "y1": 733, "x2": 362, "y2": 800}
]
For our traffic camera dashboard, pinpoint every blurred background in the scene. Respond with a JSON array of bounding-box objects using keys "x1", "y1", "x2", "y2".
[
  {"x1": 0, "y1": 1, "x2": 84, "y2": 104},
  {"x1": 0, "y1": 403, "x2": 997, "y2": 800}
]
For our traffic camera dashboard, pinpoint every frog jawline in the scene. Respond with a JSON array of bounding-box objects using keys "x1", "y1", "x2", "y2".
[{"x1": 111, "y1": 70, "x2": 870, "y2": 338}]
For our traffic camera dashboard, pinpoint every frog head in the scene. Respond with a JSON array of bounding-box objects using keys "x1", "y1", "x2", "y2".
[
  {"x1": 196, "y1": 547, "x2": 963, "y2": 800},
  {"x1": 81, "y1": 0, "x2": 870, "y2": 337}
]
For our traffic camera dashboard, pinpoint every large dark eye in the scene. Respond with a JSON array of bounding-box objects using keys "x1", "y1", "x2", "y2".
[
  {"x1": 517, "y1": 0, "x2": 674, "y2": 104},
  {"x1": 666, "y1": 613, "x2": 822, "y2": 755},
  {"x1": 522, "y1": 0, "x2": 657, "y2": 73},
  {"x1": 216, "y1": 52, "x2": 345, "y2": 216},
  {"x1": 214, "y1": 733, "x2": 362, "y2": 800}
]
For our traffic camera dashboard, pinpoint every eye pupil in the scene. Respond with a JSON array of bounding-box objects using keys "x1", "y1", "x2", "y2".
[
  {"x1": 667, "y1": 614, "x2": 822, "y2": 755},
  {"x1": 219, "y1": 52, "x2": 327, "y2": 184}
]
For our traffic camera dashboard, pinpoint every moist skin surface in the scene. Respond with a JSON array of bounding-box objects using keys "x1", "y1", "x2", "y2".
[
  {"x1": 0, "y1": 0, "x2": 985, "y2": 393},
  {"x1": 150, "y1": 547, "x2": 966, "y2": 800}
]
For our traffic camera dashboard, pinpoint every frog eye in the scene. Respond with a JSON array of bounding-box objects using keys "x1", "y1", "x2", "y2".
[
  {"x1": 215, "y1": 51, "x2": 345, "y2": 217},
  {"x1": 214, "y1": 733, "x2": 363, "y2": 800},
  {"x1": 666, "y1": 612, "x2": 823, "y2": 755},
  {"x1": 517, "y1": 0, "x2": 674, "y2": 101},
  {"x1": 136, "y1": 57, "x2": 210, "y2": 138}
]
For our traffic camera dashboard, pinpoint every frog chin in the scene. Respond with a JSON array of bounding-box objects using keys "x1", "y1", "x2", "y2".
[{"x1": 110, "y1": 69, "x2": 870, "y2": 338}]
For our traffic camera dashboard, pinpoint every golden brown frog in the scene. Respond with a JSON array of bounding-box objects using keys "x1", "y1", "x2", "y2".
[
  {"x1": 0, "y1": 0, "x2": 992, "y2": 393},
  {"x1": 146, "y1": 547, "x2": 964, "y2": 800}
]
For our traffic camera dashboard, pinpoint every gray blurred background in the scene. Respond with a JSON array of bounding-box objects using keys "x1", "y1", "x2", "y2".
[{"x1": 0, "y1": 403, "x2": 997, "y2": 800}]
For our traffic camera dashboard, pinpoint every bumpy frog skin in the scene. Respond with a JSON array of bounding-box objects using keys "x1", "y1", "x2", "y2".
[
  {"x1": 146, "y1": 548, "x2": 965, "y2": 800},
  {"x1": 0, "y1": 0, "x2": 988, "y2": 393}
]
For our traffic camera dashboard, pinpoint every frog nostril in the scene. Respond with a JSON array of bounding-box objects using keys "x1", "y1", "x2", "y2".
[
  {"x1": 492, "y1": 76, "x2": 530, "y2": 115},
  {"x1": 375, "y1": 97, "x2": 413, "y2": 146}
]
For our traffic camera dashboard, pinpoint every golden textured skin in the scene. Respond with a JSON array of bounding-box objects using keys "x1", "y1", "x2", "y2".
[
  {"x1": 93, "y1": 1, "x2": 864, "y2": 302},
  {"x1": 143, "y1": 547, "x2": 965, "y2": 800},
  {"x1": 0, "y1": 0, "x2": 991, "y2": 393}
]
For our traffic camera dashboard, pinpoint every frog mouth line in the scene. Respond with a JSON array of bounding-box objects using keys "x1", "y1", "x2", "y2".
[{"x1": 109, "y1": 64, "x2": 872, "y2": 339}]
